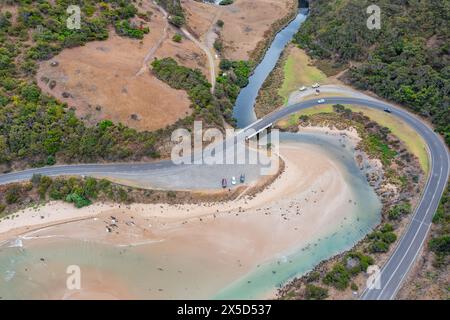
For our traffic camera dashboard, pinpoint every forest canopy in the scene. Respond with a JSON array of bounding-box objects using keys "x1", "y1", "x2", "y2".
[{"x1": 294, "y1": 0, "x2": 449, "y2": 145}]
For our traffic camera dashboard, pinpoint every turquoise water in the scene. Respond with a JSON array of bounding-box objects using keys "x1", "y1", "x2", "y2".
[
  {"x1": 0, "y1": 133, "x2": 381, "y2": 299},
  {"x1": 214, "y1": 133, "x2": 381, "y2": 299},
  {"x1": 0, "y1": 4, "x2": 382, "y2": 299}
]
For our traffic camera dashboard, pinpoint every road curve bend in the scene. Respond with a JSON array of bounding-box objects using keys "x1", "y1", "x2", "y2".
[
  {"x1": 0, "y1": 97, "x2": 448, "y2": 300},
  {"x1": 243, "y1": 97, "x2": 449, "y2": 300}
]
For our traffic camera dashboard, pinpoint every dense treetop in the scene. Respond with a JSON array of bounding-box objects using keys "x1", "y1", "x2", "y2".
[
  {"x1": 294, "y1": 0, "x2": 449, "y2": 145},
  {"x1": 0, "y1": 0, "x2": 158, "y2": 170}
]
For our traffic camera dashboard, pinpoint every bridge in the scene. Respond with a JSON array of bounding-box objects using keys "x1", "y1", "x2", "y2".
[{"x1": 0, "y1": 97, "x2": 448, "y2": 300}]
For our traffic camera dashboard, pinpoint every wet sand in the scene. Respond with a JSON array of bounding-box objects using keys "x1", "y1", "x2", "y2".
[{"x1": 0, "y1": 140, "x2": 364, "y2": 299}]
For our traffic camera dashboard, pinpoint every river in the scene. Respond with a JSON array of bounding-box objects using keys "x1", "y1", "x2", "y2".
[
  {"x1": 233, "y1": 8, "x2": 309, "y2": 128},
  {"x1": 0, "y1": 6, "x2": 382, "y2": 300}
]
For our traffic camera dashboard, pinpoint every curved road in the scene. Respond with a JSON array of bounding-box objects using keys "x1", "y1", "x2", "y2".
[
  {"x1": 247, "y1": 97, "x2": 449, "y2": 300},
  {"x1": 0, "y1": 97, "x2": 448, "y2": 300}
]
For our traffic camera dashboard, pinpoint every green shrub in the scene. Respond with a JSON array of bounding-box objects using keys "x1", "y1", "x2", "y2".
[
  {"x1": 38, "y1": 176, "x2": 53, "y2": 199},
  {"x1": 83, "y1": 177, "x2": 98, "y2": 198},
  {"x1": 46, "y1": 155, "x2": 56, "y2": 165},
  {"x1": 5, "y1": 184, "x2": 21, "y2": 204},
  {"x1": 306, "y1": 271, "x2": 320, "y2": 283},
  {"x1": 115, "y1": 20, "x2": 149, "y2": 39},
  {"x1": 381, "y1": 223, "x2": 394, "y2": 233},
  {"x1": 344, "y1": 252, "x2": 374, "y2": 275},
  {"x1": 172, "y1": 34, "x2": 182, "y2": 43},
  {"x1": 219, "y1": 0, "x2": 234, "y2": 5},
  {"x1": 65, "y1": 192, "x2": 92, "y2": 208},
  {"x1": 213, "y1": 39, "x2": 223, "y2": 52},
  {"x1": 388, "y1": 202, "x2": 412, "y2": 220},
  {"x1": 304, "y1": 284, "x2": 328, "y2": 300},
  {"x1": 381, "y1": 232, "x2": 397, "y2": 244},
  {"x1": 169, "y1": 15, "x2": 184, "y2": 27},
  {"x1": 323, "y1": 263, "x2": 350, "y2": 290},
  {"x1": 167, "y1": 191, "x2": 177, "y2": 199},
  {"x1": 370, "y1": 240, "x2": 389, "y2": 253},
  {"x1": 429, "y1": 236, "x2": 450, "y2": 255},
  {"x1": 158, "y1": 0, "x2": 185, "y2": 26}
]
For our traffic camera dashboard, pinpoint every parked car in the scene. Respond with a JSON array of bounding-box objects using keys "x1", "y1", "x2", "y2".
[
  {"x1": 312, "y1": 83, "x2": 320, "y2": 88},
  {"x1": 384, "y1": 108, "x2": 392, "y2": 113},
  {"x1": 231, "y1": 176, "x2": 237, "y2": 185},
  {"x1": 221, "y1": 178, "x2": 227, "y2": 188},
  {"x1": 299, "y1": 86, "x2": 307, "y2": 91},
  {"x1": 240, "y1": 174, "x2": 245, "y2": 183},
  {"x1": 318, "y1": 99, "x2": 326, "y2": 104}
]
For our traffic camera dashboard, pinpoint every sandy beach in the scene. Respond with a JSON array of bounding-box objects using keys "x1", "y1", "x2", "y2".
[{"x1": 0, "y1": 139, "x2": 364, "y2": 299}]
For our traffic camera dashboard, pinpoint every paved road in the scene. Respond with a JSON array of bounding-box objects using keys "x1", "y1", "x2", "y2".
[
  {"x1": 245, "y1": 97, "x2": 449, "y2": 300},
  {"x1": 0, "y1": 97, "x2": 448, "y2": 299}
]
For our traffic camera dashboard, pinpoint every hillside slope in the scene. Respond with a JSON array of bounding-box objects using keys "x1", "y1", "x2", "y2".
[{"x1": 295, "y1": 0, "x2": 449, "y2": 145}]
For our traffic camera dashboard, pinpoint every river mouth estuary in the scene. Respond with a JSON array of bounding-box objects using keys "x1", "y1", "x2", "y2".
[
  {"x1": 0, "y1": 131, "x2": 381, "y2": 299},
  {"x1": 0, "y1": 7, "x2": 382, "y2": 299}
]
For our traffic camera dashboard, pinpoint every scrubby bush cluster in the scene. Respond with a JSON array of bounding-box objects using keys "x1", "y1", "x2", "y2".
[
  {"x1": 429, "y1": 183, "x2": 450, "y2": 268},
  {"x1": 115, "y1": 20, "x2": 149, "y2": 39},
  {"x1": 0, "y1": 83, "x2": 159, "y2": 169},
  {"x1": 0, "y1": 1, "x2": 163, "y2": 171},
  {"x1": 219, "y1": 0, "x2": 234, "y2": 5},
  {"x1": 215, "y1": 59, "x2": 254, "y2": 119},
  {"x1": 368, "y1": 223, "x2": 398, "y2": 253},
  {"x1": 388, "y1": 202, "x2": 412, "y2": 220},
  {"x1": 0, "y1": 174, "x2": 133, "y2": 218},
  {"x1": 157, "y1": 0, "x2": 185, "y2": 27},
  {"x1": 322, "y1": 252, "x2": 374, "y2": 290},
  {"x1": 151, "y1": 57, "x2": 249, "y2": 126}
]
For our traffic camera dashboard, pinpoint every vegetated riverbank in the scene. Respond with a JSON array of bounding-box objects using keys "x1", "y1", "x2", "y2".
[
  {"x1": 253, "y1": 45, "x2": 290, "y2": 118},
  {"x1": 0, "y1": 141, "x2": 366, "y2": 299},
  {"x1": 0, "y1": 0, "x2": 297, "y2": 174},
  {"x1": 253, "y1": 44, "x2": 339, "y2": 118},
  {"x1": 279, "y1": 100, "x2": 430, "y2": 175},
  {"x1": 247, "y1": 1, "x2": 299, "y2": 64},
  {"x1": 0, "y1": 158, "x2": 285, "y2": 223},
  {"x1": 184, "y1": 0, "x2": 299, "y2": 62},
  {"x1": 276, "y1": 105, "x2": 425, "y2": 300}
]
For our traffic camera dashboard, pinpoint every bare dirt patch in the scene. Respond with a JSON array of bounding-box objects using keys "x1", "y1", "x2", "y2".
[
  {"x1": 36, "y1": 2, "x2": 208, "y2": 132},
  {"x1": 183, "y1": 0, "x2": 297, "y2": 61}
]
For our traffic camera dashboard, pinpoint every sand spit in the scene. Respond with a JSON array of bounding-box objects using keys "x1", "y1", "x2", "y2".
[{"x1": 0, "y1": 140, "x2": 364, "y2": 299}]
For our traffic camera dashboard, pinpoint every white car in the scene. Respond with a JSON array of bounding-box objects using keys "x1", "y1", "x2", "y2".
[
  {"x1": 312, "y1": 83, "x2": 320, "y2": 88},
  {"x1": 318, "y1": 99, "x2": 325, "y2": 104},
  {"x1": 231, "y1": 176, "x2": 237, "y2": 185},
  {"x1": 299, "y1": 86, "x2": 307, "y2": 91}
]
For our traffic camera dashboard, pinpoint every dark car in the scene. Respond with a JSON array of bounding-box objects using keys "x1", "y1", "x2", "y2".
[
  {"x1": 240, "y1": 174, "x2": 245, "y2": 183},
  {"x1": 221, "y1": 178, "x2": 227, "y2": 188},
  {"x1": 384, "y1": 108, "x2": 392, "y2": 113}
]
